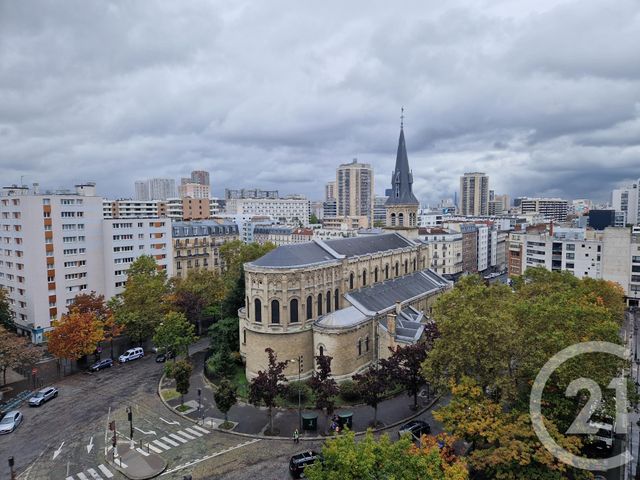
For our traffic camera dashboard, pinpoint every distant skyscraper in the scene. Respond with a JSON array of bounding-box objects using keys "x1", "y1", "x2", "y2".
[
  {"x1": 336, "y1": 159, "x2": 374, "y2": 227},
  {"x1": 459, "y1": 172, "x2": 489, "y2": 216},
  {"x1": 148, "y1": 178, "x2": 176, "y2": 200},
  {"x1": 612, "y1": 179, "x2": 639, "y2": 225},
  {"x1": 325, "y1": 181, "x2": 336, "y2": 201},
  {"x1": 134, "y1": 180, "x2": 149, "y2": 201},
  {"x1": 190, "y1": 170, "x2": 210, "y2": 186}
]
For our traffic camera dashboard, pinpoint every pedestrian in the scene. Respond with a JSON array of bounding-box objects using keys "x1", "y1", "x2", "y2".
[{"x1": 293, "y1": 428, "x2": 299, "y2": 444}]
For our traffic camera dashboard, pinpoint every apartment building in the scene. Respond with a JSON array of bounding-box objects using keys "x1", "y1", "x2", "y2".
[
  {"x1": 322, "y1": 216, "x2": 369, "y2": 231},
  {"x1": 179, "y1": 182, "x2": 210, "y2": 199},
  {"x1": 253, "y1": 226, "x2": 314, "y2": 246},
  {"x1": 418, "y1": 228, "x2": 463, "y2": 277},
  {"x1": 103, "y1": 199, "x2": 167, "y2": 219},
  {"x1": 225, "y1": 197, "x2": 311, "y2": 226},
  {"x1": 520, "y1": 197, "x2": 569, "y2": 222},
  {"x1": 336, "y1": 159, "x2": 374, "y2": 227},
  {"x1": 102, "y1": 219, "x2": 173, "y2": 299},
  {"x1": 172, "y1": 220, "x2": 239, "y2": 278},
  {"x1": 0, "y1": 184, "x2": 104, "y2": 342},
  {"x1": 612, "y1": 180, "x2": 639, "y2": 225},
  {"x1": 459, "y1": 172, "x2": 489, "y2": 216},
  {"x1": 224, "y1": 189, "x2": 279, "y2": 200}
]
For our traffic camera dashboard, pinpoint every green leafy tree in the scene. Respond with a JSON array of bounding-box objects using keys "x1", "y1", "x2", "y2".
[
  {"x1": 248, "y1": 348, "x2": 288, "y2": 435},
  {"x1": 208, "y1": 317, "x2": 240, "y2": 353},
  {"x1": 169, "y1": 269, "x2": 225, "y2": 334},
  {"x1": 305, "y1": 430, "x2": 468, "y2": 480},
  {"x1": 308, "y1": 354, "x2": 339, "y2": 430},
  {"x1": 214, "y1": 378, "x2": 238, "y2": 424},
  {"x1": 206, "y1": 341, "x2": 234, "y2": 378},
  {"x1": 352, "y1": 366, "x2": 387, "y2": 427},
  {"x1": 170, "y1": 359, "x2": 193, "y2": 407},
  {"x1": 115, "y1": 255, "x2": 169, "y2": 345},
  {"x1": 310, "y1": 213, "x2": 319, "y2": 224},
  {"x1": 0, "y1": 287, "x2": 14, "y2": 330},
  {"x1": 153, "y1": 311, "x2": 197, "y2": 358},
  {"x1": 0, "y1": 325, "x2": 41, "y2": 386}
]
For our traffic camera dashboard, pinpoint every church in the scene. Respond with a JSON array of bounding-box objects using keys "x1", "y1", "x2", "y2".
[{"x1": 238, "y1": 122, "x2": 452, "y2": 380}]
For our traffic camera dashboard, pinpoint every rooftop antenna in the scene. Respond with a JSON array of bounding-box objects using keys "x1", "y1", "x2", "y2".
[{"x1": 400, "y1": 106, "x2": 404, "y2": 129}]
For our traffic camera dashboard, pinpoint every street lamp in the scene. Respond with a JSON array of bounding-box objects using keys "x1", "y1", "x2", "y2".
[
  {"x1": 290, "y1": 356, "x2": 303, "y2": 432},
  {"x1": 8, "y1": 457, "x2": 15, "y2": 480},
  {"x1": 127, "y1": 406, "x2": 134, "y2": 448}
]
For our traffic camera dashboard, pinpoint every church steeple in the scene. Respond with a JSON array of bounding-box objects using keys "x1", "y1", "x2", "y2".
[{"x1": 384, "y1": 109, "x2": 420, "y2": 239}]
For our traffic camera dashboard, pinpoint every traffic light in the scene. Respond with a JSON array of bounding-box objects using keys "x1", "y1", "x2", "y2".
[
  {"x1": 127, "y1": 410, "x2": 132, "y2": 423},
  {"x1": 299, "y1": 355, "x2": 303, "y2": 373},
  {"x1": 108, "y1": 421, "x2": 115, "y2": 431}
]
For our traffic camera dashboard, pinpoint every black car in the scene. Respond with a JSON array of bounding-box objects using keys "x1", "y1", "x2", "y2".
[
  {"x1": 89, "y1": 358, "x2": 113, "y2": 372},
  {"x1": 155, "y1": 351, "x2": 176, "y2": 363},
  {"x1": 398, "y1": 420, "x2": 431, "y2": 440},
  {"x1": 289, "y1": 451, "x2": 322, "y2": 479}
]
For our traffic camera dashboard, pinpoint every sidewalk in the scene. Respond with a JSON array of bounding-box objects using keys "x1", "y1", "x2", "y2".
[{"x1": 161, "y1": 349, "x2": 444, "y2": 438}]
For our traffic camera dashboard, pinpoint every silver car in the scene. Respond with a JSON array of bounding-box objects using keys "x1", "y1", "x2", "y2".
[
  {"x1": 0, "y1": 411, "x2": 23, "y2": 434},
  {"x1": 29, "y1": 386, "x2": 58, "y2": 407}
]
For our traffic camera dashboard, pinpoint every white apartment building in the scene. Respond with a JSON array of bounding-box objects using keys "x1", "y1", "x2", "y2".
[
  {"x1": 612, "y1": 180, "x2": 639, "y2": 225},
  {"x1": 102, "y1": 219, "x2": 173, "y2": 299},
  {"x1": 0, "y1": 184, "x2": 105, "y2": 342},
  {"x1": 418, "y1": 209, "x2": 444, "y2": 227},
  {"x1": 476, "y1": 224, "x2": 489, "y2": 272},
  {"x1": 103, "y1": 199, "x2": 167, "y2": 219},
  {"x1": 225, "y1": 198, "x2": 311, "y2": 226},
  {"x1": 148, "y1": 178, "x2": 176, "y2": 200},
  {"x1": 418, "y1": 229, "x2": 463, "y2": 276},
  {"x1": 520, "y1": 198, "x2": 569, "y2": 222}
]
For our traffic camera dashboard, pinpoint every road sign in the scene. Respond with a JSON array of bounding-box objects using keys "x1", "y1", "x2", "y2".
[{"x1": 31, "y1": 368, "x2": 37, "y2": 376}]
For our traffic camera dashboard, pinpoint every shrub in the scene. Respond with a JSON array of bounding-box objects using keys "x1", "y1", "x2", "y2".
[
  {"x1": 229, "y1": 351, "x2": 244, "y2": 365},
  {"x1": 285, "y1": 381, "x2": 311, "y2": 404},
  {"x1": 339, "y1": 380, "x2": 361, "y2": 403}
]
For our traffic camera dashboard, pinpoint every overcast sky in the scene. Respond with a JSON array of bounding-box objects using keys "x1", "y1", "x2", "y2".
[{"x1": 1, "y1": 0, "x2": 639, "y2": 205}]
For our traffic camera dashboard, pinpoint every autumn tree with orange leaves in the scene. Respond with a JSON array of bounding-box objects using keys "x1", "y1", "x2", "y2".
[{"x1": 47, "y1": 309, "x2": 105, "y2": 362}]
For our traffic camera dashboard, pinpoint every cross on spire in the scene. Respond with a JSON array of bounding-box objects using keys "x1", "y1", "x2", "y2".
[{"x1": 400, "y1": 106, "x2": 404, "y2": 129}]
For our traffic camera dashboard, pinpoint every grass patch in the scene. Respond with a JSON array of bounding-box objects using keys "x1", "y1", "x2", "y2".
[
  {"x1": 175, "y1": 404, "x2": 190, "y2": 412},
  {"x1": 219, "y1": 421, "x2": 235, "y2": 430},
  {"x1": 160, "y1": 389, "x2": 180, "y2": 402}
]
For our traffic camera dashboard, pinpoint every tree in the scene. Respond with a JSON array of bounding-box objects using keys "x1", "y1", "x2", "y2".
[
  {"x1": 102, "y1": 314, "x2": 124, "y2": 360},
  {"x1": 304, "y1": 429, "x2": 468, "y2": 480},
  {"x1": 433, "y1": 377, "x2": 590, "y2": 480},
  {"x1": 73, "y1": 292, "x2": 121, "y2": 359},
  {"x1": 248, "y1": 348, "x2": 288, "y2": 435},
  {"x1": 153, "y1": 311, "x2": 197, "y2": 359},
  {"x1": 0, "y1": 287, "x2": 14, "y2": 330},
  {"x1": 214, "y1": 378, "x2": 238, "y2": 424},
  {"x1": 352, "y1": 367, "x2": 387, "y2": 427},
  {"x1": 170, "y1": 270, "x2": 226, "y2": 334},
  {"x1": 170, "y1": 360, "x2": 193, "y2": 407},
  {"x1": 308, "y1": 354, "x2": 339, "y2": 430},
  {"x1": 310, "y1": 213, "x2": 319, "y2": 224},
  {"x1": 0, "y1": 326, "x2": 41, "y2": 386},
  {"x1": 208, "y1": 317, "x2": 240, "y2": 353},
  {"x1": 385, "y1": 342, "x2": 430, "y2": 410},
  {"x1": 206, "y1": 341, "x2": 234, "y2": 379},
  {"x1": 46, "y1": 309, "x2": 104, "y2": 362},
  {"x1": 115, "y1": 255, "x2": 169, "y2": 345}
]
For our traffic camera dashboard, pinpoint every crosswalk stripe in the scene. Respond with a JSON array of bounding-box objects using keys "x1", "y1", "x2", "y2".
[
  {"x1": 185, "y1": 427, "x2": 203, "y2": 437},
  {"x1": 147, "y1": 443, "x2": 163, "y2": 454},
  {"x1": 66, "y1": 477, "x2": 75, "y2": 480},
  {"x1": 169, "y1": 433, "x2": 188, "y2": 443},
  {"x1": 98, "y1": 465, "x2": 114, "y2": 478},
  {"x1": 192, "y1": 425, "x2": 210, "y2": 434},
  {"x1": 161, "y1": 436, "x2": 180, "y2": 447},
  {"x1": 86, "y1": 468, "x2": 102, "y2": 479},
  {"x1": 136, "y1": 447, "x2": 150, "y2": 457},
  {"x1": 152, "y1": 439, "x2": 172, "y2": 450},
  {"x1": 176, "y1": 430, "x2": 195, "y2": 440},
  {"x1": 77, "y1": 473, "x2": 89, "y2": 480}
]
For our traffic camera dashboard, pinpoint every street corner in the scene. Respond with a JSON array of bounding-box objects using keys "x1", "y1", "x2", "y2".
[{"x1": 108, "y1": 442, "x2": 167, "y2": 480}]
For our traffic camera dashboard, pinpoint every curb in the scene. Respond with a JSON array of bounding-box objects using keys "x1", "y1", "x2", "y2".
[{"x1": 158, "y1": 373, "x2": 441, "y2": 442}]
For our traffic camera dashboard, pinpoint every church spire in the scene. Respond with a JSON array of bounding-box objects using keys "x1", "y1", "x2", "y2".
[{"x1": 385, "y1": 109, "x2": 419, "y2": 207}]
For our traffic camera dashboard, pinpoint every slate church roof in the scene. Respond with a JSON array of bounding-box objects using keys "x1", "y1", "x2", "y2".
[{"x1": 385, "y1": 125, "x2": 419, "y2": 207}]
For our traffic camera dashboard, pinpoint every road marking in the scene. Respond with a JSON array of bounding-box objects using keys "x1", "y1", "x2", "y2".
[
  {"x1": 53, "y1": 441, "x2": 65, "y2": 460},
  {"x1": 159, "y1": 417, "x2": 180, "y2": 426},
  {"x1": 66, "y1": 477, "x2": 74, "y2": 480},
  {"x1": 161, "y1": 436, "x2": 180, "y2": 447},
  {"x1": 184, "y1": 427, "x2": 203, "y2": 437},
  {"x1": 169, "y1": 433, "x2": 188, "y2": 443},
  {"x1": 86, "y1": 468, "x2": 102, "y2": 479},
  {"x1": 176, "y1": 430, "x2": 195, "y2": 440},
  {"x1": 87, "y1": 436, "x2": 94, "y2": 453},
  {"x1": 98, "y1": 465, "x2": 114, "y2": 478},
  {"x1": 134, "y1": 426, "x2": 156, "y2": 436},
  {"x1": 152, "y1": 439, "x2": 172, "y2": 450},
  {"x1": 192, "y1": 425, "x2": 210, "y2": 434},
  {"x1": 136, "y1": 448, "x2": 150, "y2": 457},
  {"x1": 147, "y1": 443, "x2": 164, "y2": 454},
  {"x1": 77, "y1": 473, "x2": 89, "y2": 480},
  {"x1": 160, "y1": 439, "x2": 261, "y2": 476}
]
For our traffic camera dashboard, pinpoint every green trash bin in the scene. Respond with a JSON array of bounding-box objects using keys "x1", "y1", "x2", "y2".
[
  {"x1": 338, "y1": 411, "x2": 353, "y2": 431},
  {"x1": 302, "y1": 412, "x2": 318, "y2": 431}
]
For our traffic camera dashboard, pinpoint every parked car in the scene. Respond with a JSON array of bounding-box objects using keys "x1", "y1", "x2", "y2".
[
  {"x1": 155, "y1": 350, "x2": 176, "y2": 363},
  {"x1": 398, "y1": 420, "x2": 431, "y2": 440},
  {"x1": 28, "y1": 387, "x2": 58, "y2": 407},
  {"x1": 119, "y1": 347, "x2": 144, "y2": 363},
  {"x1": 89, "y1": 358, "x2": 113, "y2": 372},
  {"x1": 289, "y1": 451, "x2": 322, "y2": 479},
  {"x1": 0, "y1": 411, "x2": 23, "y2": 434}
]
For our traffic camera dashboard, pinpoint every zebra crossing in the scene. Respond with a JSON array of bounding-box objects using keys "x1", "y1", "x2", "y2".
[{"x1": 64, "y1": 424, "x2": 211, "y2": 479}]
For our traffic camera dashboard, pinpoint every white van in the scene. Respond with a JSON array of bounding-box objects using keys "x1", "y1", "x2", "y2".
[{"x1": 119, "y1": 347, "x2": 144, "y2": 363}]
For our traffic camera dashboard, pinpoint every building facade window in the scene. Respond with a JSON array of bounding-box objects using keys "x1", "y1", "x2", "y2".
[
  {"x1": 349, "y1": 272, "x2": 354, "y2": 289},
  {"x1": 290, "y1": 299, "x2": 299, "y2": 323},
  {"x1": 365, "y1": 336, "x2": 370, "y2": 352},
  {"x1": 271, "y1": 299, "x2": 280, "y2": 324},
  {"x1": 374, "y1": 267, "x2": 378, "y2": 283},
  {"x1": 385, "y1": 264, "x2": 389, "y2": 279},
  {"x1": 306, "y1": 295, "x2": 313, "y2": 320},
  {"x1": 395, "y1": 262, "x2": 399, "y2": 276},
  {"x1": 334, "y1": 288, "x2": 339, "y2": 310},
  {"x1": 317, "y1": 293, "x2": 323, "y2": 316},
  {"x1": 254, "y1": 298, "x2": 262, "y2": 323},
  {"x1": 326, "y1": 290, "x2": 331, "y2": 313},
  {"x1": 362, "y1": 269, "x2": 367, "y2": 286},
  {"x1": 357, "y1": 338, "x2": 362, "y2": 356}
]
